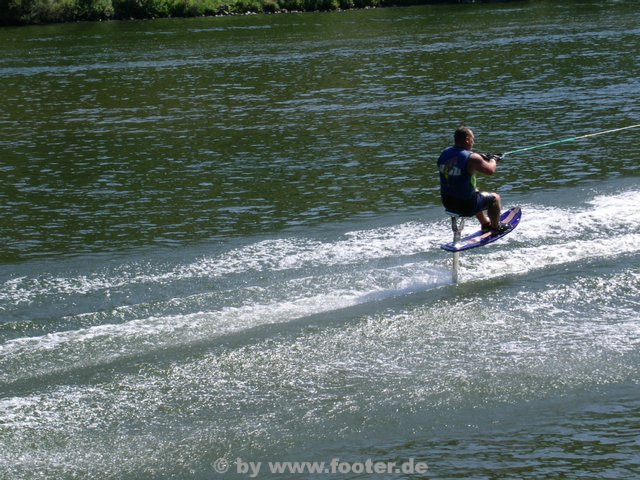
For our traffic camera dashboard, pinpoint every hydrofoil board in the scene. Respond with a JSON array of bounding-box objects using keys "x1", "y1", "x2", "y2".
[{"x1": 440, "y1": 207, "x2": 521, "y2": 253}]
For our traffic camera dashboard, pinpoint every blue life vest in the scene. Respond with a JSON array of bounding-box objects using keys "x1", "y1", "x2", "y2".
[{"x1": 437, "y1": 147, "x2": 477, "y2": 200}]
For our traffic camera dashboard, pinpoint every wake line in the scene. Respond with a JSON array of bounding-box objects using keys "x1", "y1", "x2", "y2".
[
  {"x1": 462, "y1": 233, "x2": 640, "y2": 283},
  {"x1": 5, "y1": 191, "x2": 639, "y2": 307},
  {"x1": 0, "y1": 224, "x2": 441, "y2": 307},
  {"x1": 4, "y1": 206, "x2": 639, "y2": 383},
  {"x1": 0, "y1": 261, "x2": 451, "y2": 385},
  {"x1": 440, "y1": 188, "x2": 640, "y2": 282}
]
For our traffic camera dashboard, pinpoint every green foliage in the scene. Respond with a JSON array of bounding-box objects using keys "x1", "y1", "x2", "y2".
[
  {"x1": 229, "y1": 0, "x2": 263, "y2": 13},
  {"x1": 7, "y1": 0, "x2": 72, "y2": 23},
  {"x1": 0, "y1": 0, "x2": 429, "y2": 25},
  {"x1": 0, "y1": 0, "x2": 114, "y2": 23},
  {"x1": 74, "y1": 0, "x2": 114, "y2": 19},
  {"x1": 0, "y1": 0, "x2": 17, "y2": 25},
  {"x1": 112, "y1": 0, "x2": 153, "y2": 18}
]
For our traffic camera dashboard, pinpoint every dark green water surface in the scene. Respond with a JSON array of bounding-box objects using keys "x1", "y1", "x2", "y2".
[
  {"x1": 1, "y1": 1, "x2": 638, "y2": 261},
  {"x1": 1, "y1": 2, "x2": 640, "y2": 479}
]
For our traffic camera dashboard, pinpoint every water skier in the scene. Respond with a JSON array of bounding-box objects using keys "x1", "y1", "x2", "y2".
[{"x1": 437, "y1": 126, "x2": 509, "y2": 234}]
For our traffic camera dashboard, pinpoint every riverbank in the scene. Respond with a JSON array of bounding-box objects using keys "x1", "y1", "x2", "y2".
[{"x1": 1, "y1": 0, "x2": 515, "y2": 26}]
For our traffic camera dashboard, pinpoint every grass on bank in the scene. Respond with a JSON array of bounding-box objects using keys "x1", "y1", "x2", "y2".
[{"x1": 0, "y1": 0, "x2": 412, "y2": 25}]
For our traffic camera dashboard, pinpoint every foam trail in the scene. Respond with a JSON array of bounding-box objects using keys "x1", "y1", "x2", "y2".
[
  {"x1": 0, "y1": 260, "x2": 449, "y2": 384},
  {"x1": 455, "y1": 190, "x2": 640, "y2": 282},
  {"x1": 2, "y1": 188, "x2": 640, "y2": 385},
  {"x1": 0, "y1": 221, "x2": 443, "y2": 309}
]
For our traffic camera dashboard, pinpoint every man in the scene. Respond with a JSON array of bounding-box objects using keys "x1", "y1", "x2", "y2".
[{"x1": 437, "y1": 126, "x2": 508, "y2": 233}]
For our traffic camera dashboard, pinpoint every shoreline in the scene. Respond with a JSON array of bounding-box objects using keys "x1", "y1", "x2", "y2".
[{"x1": 1, "y1": 0, "x2": 519, "y2": 27}]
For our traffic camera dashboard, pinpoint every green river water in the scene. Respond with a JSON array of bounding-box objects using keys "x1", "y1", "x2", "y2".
[{"x1": 1, "y1": 1, "x2": 639, "y2": 478}]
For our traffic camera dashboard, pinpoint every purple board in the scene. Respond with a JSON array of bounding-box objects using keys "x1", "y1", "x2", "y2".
[{"x1": 440, "y1": 207, "x2": 522, "y2": 253}]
